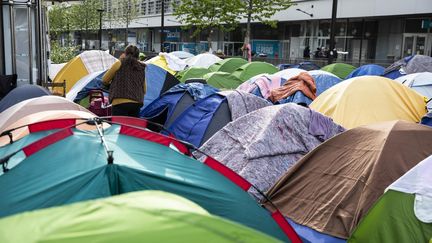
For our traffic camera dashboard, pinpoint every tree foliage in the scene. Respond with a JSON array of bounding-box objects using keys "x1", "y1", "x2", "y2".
[
  {"x1": 240, "y1": 0, "x2": 293, "y2": 29},
  {"x1": 173, "y1": 0, "x2": 243, "y2": 38}
]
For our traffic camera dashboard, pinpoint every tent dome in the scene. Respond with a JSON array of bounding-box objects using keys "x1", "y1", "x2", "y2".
[
  {"x1": 232, "y1": 62, "x2": 278, "y2": 82},
  {"x1": 185, "y1": 53, "x2": 222, "y2": 68},
  {"x1": 209, "y1": 58, "x2": 248, "y2": 73},
  {"x1": 384, "y1": 55, "x2": 432, "y2": 79},
  {"x1": 0, "y1": 85, "x2": 51, "y2": 112},
  {"x1": 321, "y1": 63, "x2": 356, "y2": 79},
  {"x1": 203, "y1": 72, "x2": 244, "y2": 89},
  {"x1": 310, "y1": 76, "x2": 427, "y2": 128},
  {"x1": 345, "y1": 64, "x2": 385, "y2": 79},
  {"x1": 176, "y1": 67, "x2": 211, "y2": 82}
]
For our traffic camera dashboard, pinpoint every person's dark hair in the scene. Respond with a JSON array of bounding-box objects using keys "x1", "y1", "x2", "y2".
[{"x1": 122, "y1": 45, "x2": 145, "y2": 70}]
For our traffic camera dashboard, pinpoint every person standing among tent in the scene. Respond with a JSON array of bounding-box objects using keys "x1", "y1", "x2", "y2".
[
  {"x1": 102, "y1": 45, "x2": 146, "y2": 117},
  {"x1": 303, "y1": 46, "x2": 310, "y2": 59}
]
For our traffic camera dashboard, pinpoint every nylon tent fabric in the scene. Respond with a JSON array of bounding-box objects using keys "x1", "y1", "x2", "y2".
[
  {"x1": 0, "y1": 122, "x2": 296, "y2": 242},
  {"x1": 0, "y1": 110, "x2": 96, "y2": 147},
  {"x1": 170, "y1": 51, "x2": 195, "y2": 59},
  {"x1": 274, "y1": 68, "x2": 305, "y2": 80},
  {"x1": 0, "y1": 96, "x2": 89, "y2": 135},
  {"x1": 53, "y1": 50, "x2": 117, "y2": 95},
  {"x1": 0, "y1": 85, "x2": 51, "y2": 112},
  {"x1": 395, "y1": 72, "x2": 432, "y2": 110},
  {"x1": 232, "y1": 62, "x2": 279, "y2": 82},
  {"x1": 421, "y1": 111, "x2": 432, "y2": 127},
  {"x1": 308, "y1": 70, "x2": 339, "y2": 79},
  {"x1": 140, "y1": 83, "x2": 219, "y2": 128},
  {"x1": 209, "y1": 58, "x2": 248, "y2": 73},
  {"x1": 167, "y1": 91, "x2": 271, "y2": 147},
  {"x1": 203, "y1": 71, "x2": 244, "y2": 89},
  {"x1": 277, "y1": 62, "x2": 320, "y2": 71},
  {"x1": 310, "y1": 76, "x2": 427, "y2": 129},
  {"x1": 345, "y1": 64, "x2": 385, "y2": 79},
  {"x1": 144, "y1": 53, "x2": 187, "y2": 74},
  {"x1": 349, "y1": 155, "x2": 432, "y2": 243},
  {"x1": 0, "y1": 190, "x2": 281, "y2": 243},
  {"x1": 321, "y1": 63, "x2": 356, "y2": 79},
  {"x1": 66, "y1": 70, "x2": 105, "y2": 102},
  {"x1": 177, "y1": 67, "x2": 211, "y2": 82},
  {"x1": 384, "y1": 55, "x2": 432, "y2": 79},
  {"x1": 185, "y1": 53, "x2": 222, "y2": 68},
  {"x1": 265, "y1": 120, "x2": 432, "y2": 239},
  {"x1": 196, "y1": 103, "x2": 344, "y2": 199}
]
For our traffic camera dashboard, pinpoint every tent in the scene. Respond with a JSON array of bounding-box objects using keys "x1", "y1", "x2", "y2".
[
  {"x1": 53, "y1": 50, "x2": 117, "y2": 95},
  {"x1": 209, "y1": 58, "x2": 248, "y2": 73},
  {"x1": 310, "y1": 76, "x2": 427, "y2": 128},
  {"x1": 237, "y1": 74, "x2": 285, "y2": 99},
  {"x1": 421, "y1": 111, "x2": 432, "y2": 127},
  {"x1": 349, "y1": 155, "x2": 432, "y2": 243},
  {"x1": 197, "y1": 103, "x2": 344, "y2": 199},
  {"x1": 277, "y1": 62, "x2": 320, "y2": 71},
  {"x1": 0, "y1": 190, "x2": 280, "y2": 243},
  {"x1": 185, "y1": 53, "x2": 222, "y2": 68},
  {"x1": 66, "y1": 70, "x2": 106, "y2": 107},
  {"x1": 176, "y1": 67, "x2": 211, "y2": 82},
  {"x1": 203, "y1": 72, "x2": 244, "y2": 89},
  {"x1": 167, "y1": 91, "x2": 271, "y2": 147},
  {"x1": 140, "y1": 83, "x2": 219, "y2": 128},
  {"x1": 321, "y1": 63, "x2": 356, "y2": 79},
  {"x1": 0, "y1": 96, "x2": 89, "y2": 136},
  {"x1": 0, "y1": 85, "x2": 51, "y2": 112},
  {"x1": 67, "y1": 64, "x2": 180, "y2": 109},
  {"x1": 265, "y1": 120, "x2": 432, "y2": 240},
  {"x1": 145, "y1": 52, "x2": 187, "y2": 74},
  {"x1": 395, "y1": 72, "x2": 432, "y2": 110},
  {"x1": 0, "y1": 110, "x2": 96, "y2": 147},
  {"x1": 0, "y1": 118, "x2": 300, "y2": 242},
  {"x1": 384, "y1": 55, "x2": 432, "y2": 79},
  {"x1": 345, "y1": 64, "x2": 385, "y2": 79},
  {"x1": 232, "y1": 62, "x2": 278, "y2": 82},
  {"x1": 274, "y1": 68, "x2": 305, "y2": 80},
  {"x1": 170, "y1": 51, "x2": 195, "y2": 59},
  {"x1": 308, "y1": 70, "x2": 339, "y2": 78}
]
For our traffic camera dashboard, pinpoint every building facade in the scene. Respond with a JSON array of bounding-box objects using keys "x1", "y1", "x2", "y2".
[{"x1": 101, "y1": 0, "x2": 432, "y2": 66}]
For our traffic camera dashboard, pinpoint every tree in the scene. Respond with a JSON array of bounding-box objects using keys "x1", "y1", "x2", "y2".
[
  {"x1": 238, "y1": 0, "x2": 292, "y2": 60},
  {"x1": 48, "y1": 4, "x2": 72, "y2": 42},
  {"x1": 110, "y1": 0, "x2": 139, "y2": 45},
  {"x1": 173, "y1": 0, "x2": 243, "y2": 52},
  {"x1": 69, "y1": 0, "x2": 102, "y2": 49}
]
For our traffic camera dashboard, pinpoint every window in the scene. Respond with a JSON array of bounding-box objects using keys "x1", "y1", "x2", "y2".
[
  {"x1": 140, "y1": 0, "x2": 147, "y2": 15},
  {"x1": 148, "y1": 1, "x2": 155, "y2": 14}
]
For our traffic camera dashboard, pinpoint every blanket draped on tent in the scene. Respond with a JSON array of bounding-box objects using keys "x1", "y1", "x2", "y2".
[{"x1": 269, "y1": 72, "x2": 316, "y2": 103}]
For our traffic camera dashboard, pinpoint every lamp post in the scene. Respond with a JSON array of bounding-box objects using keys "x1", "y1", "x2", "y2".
[
  {"x1": 328, "y1": 0, "x2": 338, "y2": 64},
  {"x1": 97, "y1": 9, "x2": 105, "y2": 50},
  {"x1": 160, "y1": 0, "x2": 165, "y2": 52}
]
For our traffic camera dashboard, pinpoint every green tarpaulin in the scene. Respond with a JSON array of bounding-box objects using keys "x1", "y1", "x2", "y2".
[{"x1": 0, "y1": 190, "x2": 281, "y2": 243}]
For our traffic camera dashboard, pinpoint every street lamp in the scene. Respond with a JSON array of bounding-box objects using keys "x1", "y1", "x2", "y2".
[
  {"x1": 97, "y1": 8, "x2": 105, "y2": 50},
  {"x1": 160, "y1": 0, "x2": 165, "y2": 52},
  {"x1": 328, "y1": 0, "x2": 338, "y2": 64}
]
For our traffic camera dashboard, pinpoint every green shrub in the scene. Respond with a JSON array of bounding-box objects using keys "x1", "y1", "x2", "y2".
[{"x1": 50, "y1": 41, "x2": 79, "y2": 64}]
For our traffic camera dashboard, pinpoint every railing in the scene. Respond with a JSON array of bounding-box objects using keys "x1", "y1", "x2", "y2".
[{"x1": 251, "y1": 57, "x2": 395, "y2": 68}]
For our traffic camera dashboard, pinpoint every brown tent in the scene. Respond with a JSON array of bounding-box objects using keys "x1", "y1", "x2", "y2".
[{"x1": 265, "y1": 120, "x2": 432, "y2": 239}]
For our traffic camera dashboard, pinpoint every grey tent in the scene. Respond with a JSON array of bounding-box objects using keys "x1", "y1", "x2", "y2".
[{"x1": 196, "y1": 103, "x2": 345, "y2": 199}]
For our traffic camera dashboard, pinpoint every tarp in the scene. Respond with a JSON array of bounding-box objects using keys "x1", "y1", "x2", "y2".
[
  {"x1": 53, "y1": 50, "x2": 117, "y2": 95},
  {"x1": 0, "y1": 96, "x2": 89, "y2": 136},
  {"x1": 232, "y1": 62, "x2": 278, "y2": 82},
  {"x1": 203, "y1": 72, "x2": 244, "y2": 89},
  {"x1": 197, "y1": 103, "x2": 344, "y2": 199},
  {"x1": 384, "y1": 55, "x2": 432, "y2": 79},
  {"x1": 266, "y1": 120, "x2": 432, "y2": 239},
  {"x1": 395, "y1": 72, "x2": 432, "y2": 110},
  {"x1": 345, "y1": 64, "x2": 385, "y2": 79},
  {"x1": 321, "y1": 63, "x2": 356, "y2": 79},
  {"x1": 0, "y1": 85, "x2": 51, "y2": 113},
  {"x1": 209, "y1": 58, "x2": 248, "y2": 73},
  {"x1": 0, "y1": 121, "x2": 297, "y2": 242},
  {"x1": 170, "y1": 51, "x2": 195, "y2": 59},
  {"x1": 177, "y1": 67, "x2": 211, "y2": 82},
  {"x1": 0, "y1": 190, "x2": 280, "y2": 243},
  {"x1": 310, "y1": 76, "x2": 427, "y2": 128},
  {"x1": 145, "y1": 52, "x2": 187, "y2": 74},
  {"x1": 349, "y1": 154, "x2": 432, "y2": 242},
  {"x1": 185, "y1": 53, "x2": 222, "y2": 68},
  {"x1": 168, "y1": 91, "x2": 270, "y2": 147},
  {"x1": 277, "y1": 62, "x2": 320, "y2": 71}
]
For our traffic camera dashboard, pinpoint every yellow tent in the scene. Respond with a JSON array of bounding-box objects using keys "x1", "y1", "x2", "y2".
[
  {"x1": 145, "y1": 53, "x2": 187, "y2": 75},
  {"x1": 310, "y1": 76, "x2": 427, "y2": 128},
  {"x1": 53, "y1": 50, "x2": 117, "y2": 95}
]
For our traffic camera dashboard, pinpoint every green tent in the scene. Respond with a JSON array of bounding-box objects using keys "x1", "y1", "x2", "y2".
[
  {"x1": 209, "y1": 58, "x2": 248, "y2": 73},
  {"x1": 349, "y1": 155, "x2": 432, "y2": 243},
  {"x1": 203, "y1": 72, "x2": 244, "y2": 89},
  {"x1": 232, "y1": 62, "x2": 278, "y2": 82},
  {"x1": 176, "y1": 67, "x2": 211, "y2": 82},
  {"x1": 0, "y1": 119, "x2": 295, "y2": 242},
  {"x1": 0, "y1": 190, "x2": 281, "y2": 243},
  {"x1": 321, "y1": 63, "x2": 356, "y2": 79}
]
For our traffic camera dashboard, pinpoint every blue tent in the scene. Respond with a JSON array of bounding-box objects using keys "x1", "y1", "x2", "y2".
[
  {"x1": 279, "y1": 73, "x2": 341, "y2": 106},
  {"x1": 140, "y1": 83, "x2": 219, "y2": 128},
  {"x1": 383, "y1": 55, "x2": 432, "y2": 79},
  {"x1": 72, "y1": 64, "x2": 179, "y2": 109},
  {"x1": 277, "y1": 62, "x2": 320, "y2": 71},
  {"x1": 421, "y1": 112, "x2": 432, "y2": 127},
  {"x1": 0, "y1": 85, "x2": 51, "y2": 113},
  {"x1": 346, "y1": 64, "x2": 384, "y2": 79},
  {"x1": 287, "y1": 219, "x2": 345, "y2": 243},
  {"x1": 167, "y1": 93, "x2": 231, "y2": 147}
]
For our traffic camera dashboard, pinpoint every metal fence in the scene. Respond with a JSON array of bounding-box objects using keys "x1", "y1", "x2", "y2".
[{"x1": 251, "y1": 57, "x2": 395, "y2": 68}]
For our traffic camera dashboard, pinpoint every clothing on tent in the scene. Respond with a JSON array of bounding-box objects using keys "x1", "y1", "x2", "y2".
[
  {"x1": 160, "y1": 52, "x2": 187, "y2": 71},
  {"x1": 196, "y1": 103, "x2": 344, "y2": 199},
  {"x1": 265, "y1": 120, "x2": 432, "y2": 239},
  {"x1": 269, "y1": 72, "x2": 316, "y2": 103},
  {"x1": 238, "y1": 75, "x2": 285, "y2": 100}
]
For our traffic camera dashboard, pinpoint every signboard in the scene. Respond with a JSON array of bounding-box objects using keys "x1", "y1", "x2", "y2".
[
  {"x1": 422, "y1": 19, "x2": 432, "y2": 29},
  {"x1": 251, "y1": 40, "x2": 281, "y2": 58}
]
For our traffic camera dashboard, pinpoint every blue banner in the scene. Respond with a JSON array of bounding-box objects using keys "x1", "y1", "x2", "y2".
[{"x1": 252, "y1": 40, "x2": 280, "y2": 58}]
